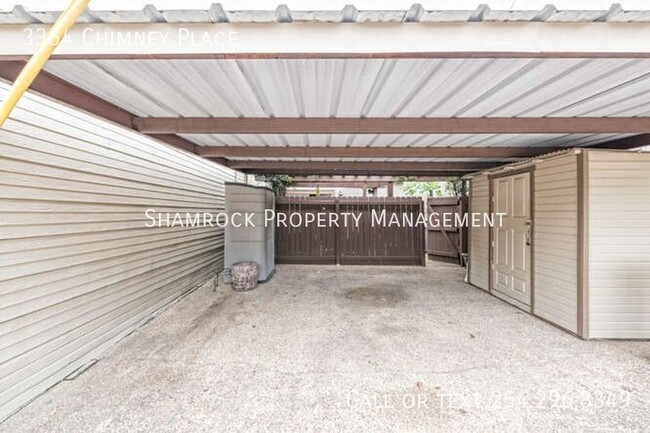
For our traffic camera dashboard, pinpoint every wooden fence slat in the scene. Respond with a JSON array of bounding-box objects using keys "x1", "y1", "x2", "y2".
[
  {"x1": 426, "y1": 196, "x2": 468, "y2": 264},
  {"x1": 275, "y1": 196, "x2": 425, "y2": 266}
]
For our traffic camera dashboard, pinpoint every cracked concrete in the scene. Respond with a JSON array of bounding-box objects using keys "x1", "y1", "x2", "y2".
[{"x1": 1, "y1": 263, "x2": 648, "y2": 432}]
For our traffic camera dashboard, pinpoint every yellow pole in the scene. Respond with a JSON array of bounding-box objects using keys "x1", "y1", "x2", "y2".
[{"x1": 0, "y1": 0, "x2": 90, "y2": 127}]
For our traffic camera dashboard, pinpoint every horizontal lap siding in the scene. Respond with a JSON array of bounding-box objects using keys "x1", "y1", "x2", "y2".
[
  {"x1": 469, "y1": 175, "x2": 489, "y2": 290},
  {"x1": 588, "y1": 151, "x2": 650, "y2": 338},
  {"x1": 534, "y1": 154, "x2": 578, "y2": 334},
  {"x1": 0, "y1": 83, "x2": 238, "y2": 420}
]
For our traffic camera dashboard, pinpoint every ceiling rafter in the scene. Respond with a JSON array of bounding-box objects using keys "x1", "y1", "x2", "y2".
[
  {"x1": 223, "y1": 160, "x2": 497, "y2": 173},
  {"x1": 134, "y1": 117, "x2": 650, "y2": 135}
]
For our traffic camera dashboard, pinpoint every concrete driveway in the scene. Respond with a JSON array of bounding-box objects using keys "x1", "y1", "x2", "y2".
[{"x1": 1, "y1": 264, "x2": 648, "y2": 432}]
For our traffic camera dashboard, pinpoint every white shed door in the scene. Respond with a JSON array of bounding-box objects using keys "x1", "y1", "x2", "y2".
[{"x1": 492, "y1": 172, "x2": 532, "y2": 307}]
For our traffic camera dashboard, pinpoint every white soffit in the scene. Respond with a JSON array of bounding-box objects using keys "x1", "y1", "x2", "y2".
[
  {"x1": 2, "y1": 5, "x2": 650, "y2": 57},
  {"x1": 1, "y1": 22, "x2": 649, "y2": 57},
  {"x1": 44, "y1": 58, "x2": 650, "y2": 119}
]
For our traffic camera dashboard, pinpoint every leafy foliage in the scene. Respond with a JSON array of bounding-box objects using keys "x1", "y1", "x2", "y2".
[
  {"x1": 254, "y1": 174, "x2": 293, "y2": 196},
  {"x1": 397, "y1": 176, "x2": 468, "y2": 197},
  {"x1": 446, "y1": 177, "x2": 469, "y2": 197},
  {"x1": 399, "y1": 180, "x2": 445, "y2": 197}
]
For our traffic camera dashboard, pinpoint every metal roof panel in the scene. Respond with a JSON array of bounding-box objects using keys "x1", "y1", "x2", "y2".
[{"x1": 3, "y1": 5, "x2": 650, "y2": 25}]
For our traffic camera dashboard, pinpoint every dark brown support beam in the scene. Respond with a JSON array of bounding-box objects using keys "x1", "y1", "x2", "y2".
[
  {"x1": 0, "y1": 61, "x2": 200, "y2": 155},
  {"x1": 0, "y1": 61, "x2": 133, "y2": 128},
  {"x1": 228, "y1": 161, "x2": 496, "y2": 171},
  {"x1": 222, "y1": 160, "x2": 496, "y2": 174},
  {"x1": 251, "y1": 169, "x2": 468, "y2": 177},
  {"x1": 291, "y1": 175, "x2": 454, "y2": 181},
  {"x1": 198, "y1": 146, "x2": 562, "y2": 158},
  {"x1": 134, "y1": 117, "x2": 650, "y2": 135},
  {"x1": 291, "y1": 181, "x2": 388, "y2": 188}
]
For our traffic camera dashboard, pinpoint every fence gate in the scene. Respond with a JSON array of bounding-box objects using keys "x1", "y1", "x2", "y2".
[
  {"x1": 426, "y1": 196, "x2": 468, "y2": 264},
  {"x1": 275, "y1": 197, "x2": 425, "y2": 266}
]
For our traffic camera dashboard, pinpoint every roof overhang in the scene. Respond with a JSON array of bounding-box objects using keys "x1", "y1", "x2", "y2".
[
  {"x1": 2, "y1": 5, "x2": 650, "y2": 177},
  {"x1": 2, "y1": 22, "x2": 650, "y2": 60}
]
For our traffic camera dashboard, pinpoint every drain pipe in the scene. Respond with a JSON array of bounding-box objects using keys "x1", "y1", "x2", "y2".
[{"x1": 0, "y1": 0, "x2": 90, "y2": 127}]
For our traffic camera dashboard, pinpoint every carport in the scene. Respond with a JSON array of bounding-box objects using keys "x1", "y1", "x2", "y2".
[{"x1": 1, "y1": 3, "x2": 649, "y2": 427}]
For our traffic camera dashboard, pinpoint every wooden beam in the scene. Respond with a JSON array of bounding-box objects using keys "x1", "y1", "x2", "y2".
[
  {"x1": 0, "y1": 60, "x2": 133, "y2": 128},
  {"x1": 224, "y1": 160, "x2": 495, "y2": 173},
  {"x1": 0, "y1": 61, "x2": 201, "y2": 155},
  {"x1": 290, "y1": 181, "x2": 388, "y2": 188},
  {"x1": 228, "y1": 161, "x2": 493, "y2": 171},
  {"x1": 197, "y1": 146, "x2": 562, "y2": 158},
  {"x1": 291, "y1": 175, "x2": 441, "y2": 182},
  {"x1": 252, "y1": 169, "x2": 468, "y2": 177},
  {"x1": 135, "y1": 117, "x2": 650, "y2": 134}
]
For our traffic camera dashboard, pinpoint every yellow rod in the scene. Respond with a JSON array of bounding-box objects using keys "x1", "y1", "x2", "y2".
[{"x1": 0, "y1": 0, "x2": 90, "y2": 127}]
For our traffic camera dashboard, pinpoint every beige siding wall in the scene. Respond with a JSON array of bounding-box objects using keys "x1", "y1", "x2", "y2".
[
  {"x1": 0, "y1": 83, "x2": 238, "y2": 420},
  {"x1": 588, "y1": 151, "x2": 650, "y2": 338},
  {"x1": 234, "y1": 171, "x2": 248, "y2": 183},
  {"x1": 469, "y1": 175, "x2": 489, "y2": 290},
  {"x1": 533, "y1": 153, "x2": 579, "y2": 334}
]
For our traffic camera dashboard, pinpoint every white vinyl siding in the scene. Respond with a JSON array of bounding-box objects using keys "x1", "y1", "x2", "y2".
[
  {"x1": 0, "y1": 83, "x2": 238, "y2": 420},
  {"x1": 587, "y1": 151, "x2": 650, "y2": 338},
  {"x1": 533, "y1": 153, "x2": 579, "y2": 334},
  {"x1": 234, "y1": 171, "x2": 248, "y2": 183},
  {"x1": 469, "y1": 175, "x2": 489, "y2": 290}
]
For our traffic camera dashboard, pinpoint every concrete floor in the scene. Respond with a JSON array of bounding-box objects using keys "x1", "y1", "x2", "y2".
[{"x1": 1, "y1": 264, "x2": 648, "y2": 432}]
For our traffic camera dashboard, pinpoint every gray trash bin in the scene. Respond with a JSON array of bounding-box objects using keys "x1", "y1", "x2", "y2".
[{"x1": 230, "y1": 261, "x2": 259, "y2": 292}]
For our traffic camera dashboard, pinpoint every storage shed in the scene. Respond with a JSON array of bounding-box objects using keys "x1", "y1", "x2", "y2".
[{"x1": 467, "y1": 148, "x2": 650, "y2": 339}]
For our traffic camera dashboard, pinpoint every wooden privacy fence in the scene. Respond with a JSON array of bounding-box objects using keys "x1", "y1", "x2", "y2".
[
  {"x1": 426, "y1": 196, "x2": 468, "y2": 264},
  {"x1": 275, "y1": 196, "x2": 425, "y2": 266}
]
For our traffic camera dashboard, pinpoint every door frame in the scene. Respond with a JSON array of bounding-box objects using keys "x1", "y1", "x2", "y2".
[{"x1": 487, "y1": 166, "x2": 535, "y2": 313}]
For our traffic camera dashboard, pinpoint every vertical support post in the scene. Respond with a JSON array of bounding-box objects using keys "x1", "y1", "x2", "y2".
[{"x1": 577, "y1": 150, "x2": 590, "y2": 339}]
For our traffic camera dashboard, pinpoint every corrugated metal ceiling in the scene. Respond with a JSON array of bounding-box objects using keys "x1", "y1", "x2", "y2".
[
  {"x1": 44, "y1": 58, "x2": 650, "y2": 119},
  {"x1": 2, "y1": 4, "x2": 650, "y2": 24},
  {"x1": 3, "y1": 7, "x2": 645, "y2": 164},
  {"x1": 39, "y1": 57, "x2": 646, "y2": 153}
]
